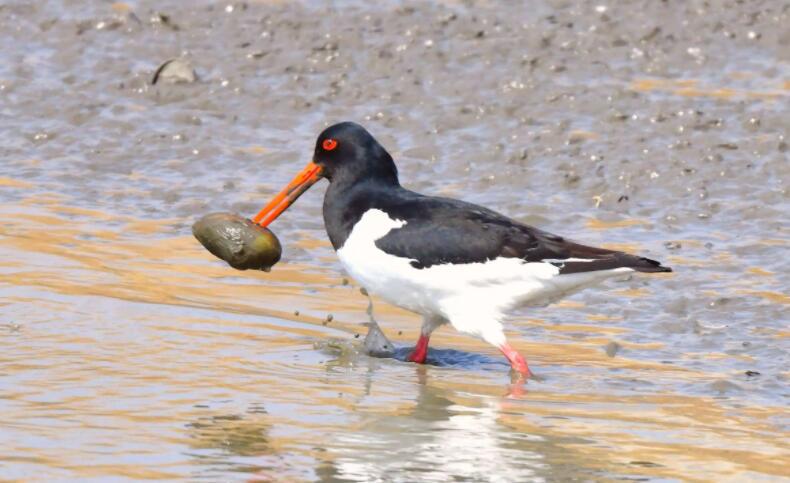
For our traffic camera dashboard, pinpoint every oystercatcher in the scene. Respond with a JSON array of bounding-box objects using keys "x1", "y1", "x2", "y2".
[{"x1": 253, "y1": 122, "x2": 671, "y2": 377}]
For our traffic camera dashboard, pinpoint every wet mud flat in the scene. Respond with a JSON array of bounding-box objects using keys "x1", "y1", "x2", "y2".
[{"x1": 1, "y1": 0, "x2": 789, "y2": 481}]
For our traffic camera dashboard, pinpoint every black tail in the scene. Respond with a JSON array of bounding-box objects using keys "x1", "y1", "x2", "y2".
[
  {"x1": 630, "y1": 256, "x2": 672, "y2": 273},
  {"x1": 555, "y1": 241, "x2": 673, "y2": 275}
]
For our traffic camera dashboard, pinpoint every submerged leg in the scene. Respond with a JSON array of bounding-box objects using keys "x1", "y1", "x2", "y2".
[
  {"x1": 498, "y1": 342, "x2": 532, "y2": 378},
  {"x1": 477, "y1": 323, "x2": 533, "y2": 378},
  {"x1": 408, "y1": 315, "x2": 446, "y2": 364},
  {"x1": 408, "y1": 334, "x2": 430, "y2": 363},
  {"x1": 440, "y1": 301, "x2": 533, "y2": 377}
]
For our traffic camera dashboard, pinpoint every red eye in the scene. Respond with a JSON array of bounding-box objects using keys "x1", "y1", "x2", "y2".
[{"x1": 323, "y1": 138, "x2": 338, "y2": 151}]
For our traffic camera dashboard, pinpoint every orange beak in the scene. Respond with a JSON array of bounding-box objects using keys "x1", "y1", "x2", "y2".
[{"x1": 252, "y1": 162, "x2": 323, "y2": 227}]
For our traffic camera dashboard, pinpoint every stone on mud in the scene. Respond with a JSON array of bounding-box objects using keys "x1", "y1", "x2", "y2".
[{"x1": 152, "y1": 58, "x2": 197, "y2": 85}]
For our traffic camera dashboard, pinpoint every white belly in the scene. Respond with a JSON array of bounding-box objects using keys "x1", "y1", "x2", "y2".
[{"x1": 335, "y1": 209, "x2": 632, "y2": 322}]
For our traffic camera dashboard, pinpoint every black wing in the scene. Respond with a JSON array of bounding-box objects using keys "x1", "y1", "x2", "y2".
[{"x1": 375, "y1": 194, "x2": 671, "y2": 274}]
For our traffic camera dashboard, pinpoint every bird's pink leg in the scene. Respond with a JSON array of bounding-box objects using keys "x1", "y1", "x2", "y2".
[
  {"x1": 499, "y1": 343, "x2": 532, "y2": 378},
  {"x1": 408, "y1": 334, "x2": 430, "y2": 363}
]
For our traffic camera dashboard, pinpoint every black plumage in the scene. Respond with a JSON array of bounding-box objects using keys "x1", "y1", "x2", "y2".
[{"x1": 316, "y1": 122, "x2": 671, "y2": 275}]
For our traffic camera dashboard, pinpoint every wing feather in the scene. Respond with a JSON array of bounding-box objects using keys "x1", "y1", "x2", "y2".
[{"x1": 373, "y1": 193, "x2": 671, "y2": 273}]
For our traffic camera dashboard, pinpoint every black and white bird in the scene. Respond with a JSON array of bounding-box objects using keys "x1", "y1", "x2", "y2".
[{"x1": 254, "y1": 122, "x2": 671, "y2": 377}]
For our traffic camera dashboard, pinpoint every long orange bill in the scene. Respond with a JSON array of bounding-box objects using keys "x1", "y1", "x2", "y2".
[{"x1": 252, "y1": 162, "x2": 323, "y2": 227}]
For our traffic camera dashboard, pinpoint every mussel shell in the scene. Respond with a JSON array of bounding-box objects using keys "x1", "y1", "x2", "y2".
[{"x1": 192, "y1": 212, "x2": 282, "y2": 271}]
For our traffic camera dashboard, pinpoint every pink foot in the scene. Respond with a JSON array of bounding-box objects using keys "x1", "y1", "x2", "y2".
[
  {"x1": 499, "y1": 343, "x2": 533, "y2": 378},
  {"x1": 408, "y1": 334, "x2": 430, "y2": 363}
]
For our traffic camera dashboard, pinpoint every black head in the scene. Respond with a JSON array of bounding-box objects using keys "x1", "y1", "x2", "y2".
[
  {"x1": 251, "y1": 122, "x2": 399, "y2": 229},
  {"x1": 313, "y1": 122, "x2": 399, "y2": 187}
]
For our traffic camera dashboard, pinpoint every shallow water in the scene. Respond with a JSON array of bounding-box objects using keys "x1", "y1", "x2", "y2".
[{"x1": 1, "y1": 0, "x2": 788, "y2": 481}]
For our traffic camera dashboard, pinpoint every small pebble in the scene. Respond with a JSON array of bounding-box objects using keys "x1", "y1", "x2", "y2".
[{"x1": 604, "y1": 341, "x2": 621, "y2": 357}]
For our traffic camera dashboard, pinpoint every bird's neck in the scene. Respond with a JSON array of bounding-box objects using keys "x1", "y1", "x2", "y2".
[
  {"x1": 331, "y1": 164, "x2": 399, "y2": 191},
  {"x1": 323, "y1": 177, "x2": 401, "y2": 251}
]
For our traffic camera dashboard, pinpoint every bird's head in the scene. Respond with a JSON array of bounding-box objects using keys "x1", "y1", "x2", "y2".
[{"x1": 252, "y1": 122, "x2": 398, "y2": 227}]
